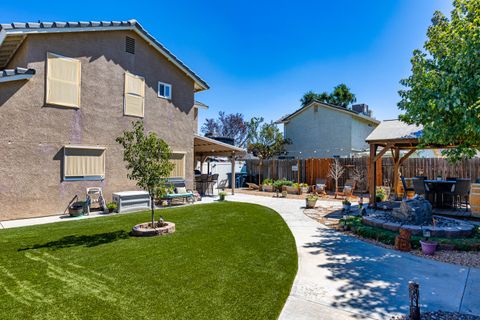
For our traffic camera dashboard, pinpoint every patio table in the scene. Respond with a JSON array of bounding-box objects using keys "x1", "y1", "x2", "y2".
[{"x1": 424, "y1": 180, "x2": 456, "y2": 208}]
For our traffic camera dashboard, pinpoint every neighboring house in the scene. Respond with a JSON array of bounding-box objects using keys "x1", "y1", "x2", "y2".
[
  {"x1": 0, "y1": 20, "x2": 210, "y2": 220},
  {"x1": 276, "y1": 101, "x2": 380, "y2": 158}
]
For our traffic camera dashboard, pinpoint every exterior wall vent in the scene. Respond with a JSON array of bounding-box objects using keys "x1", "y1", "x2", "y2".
[{"x1": 125, "y1": 36, "x2": 135, "y2": 54}]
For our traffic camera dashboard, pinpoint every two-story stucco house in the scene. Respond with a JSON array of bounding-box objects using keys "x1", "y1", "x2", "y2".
[
  {"x1": 276, "y1": 101, "x2": 380, "y2": 158},
  {"x1": 0, "y1": 20, "x2": 216, "y2": 220}
]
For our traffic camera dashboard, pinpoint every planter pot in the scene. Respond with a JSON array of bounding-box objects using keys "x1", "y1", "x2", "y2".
[
  {"x1": 285, "y1": 186, "x2": 298, "y2": 194},
  {"x1": 219, "y1": 195, "x2": 226, "y2": 201},
  {"x1": 262, "y1": 185, "x2": 274, "y2": 192},
  {"x1": 68, "y1": 202, "x2": 84, "y2": 217},
  {"x1": 420, "y1": 240, "x2": 438, "y2": 255},
  {"x1": 300, "y1": 187, "x2": 309, "y2": 194},
  {"x1": 282, "y1": 190, "x2": 288, "y2": 198},
  {"x1": 342, "y1": 204, "x2": 351, "y2": 211},
  {"x1": 108, "y1": 208, "x2": 115, "y2": 213},
  {"x1": 306, "y1": 199, "x2": 317, "y2": 208}
]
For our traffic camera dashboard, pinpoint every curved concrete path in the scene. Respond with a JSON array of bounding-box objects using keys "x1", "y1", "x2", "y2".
[{"x1": 227, "y1": 193, "x2": 480, "y2": 320}]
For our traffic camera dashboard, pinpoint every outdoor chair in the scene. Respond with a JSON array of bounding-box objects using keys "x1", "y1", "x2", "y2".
[
  {"x1": 412, "y1": 178, "x2": 426, "y2": 197},
  {"x1": 246, "y1": 182, "x2": 260, "y2": 190},
  {"x1": 209, "y1": 174, "x2": 219, "y2": 195},
  {"x1": 401, "y1": 176, "x2": 415, "y2": 199},
  {"x1": 315, "y1": 178, "x2": 327, "y2": 194},
  {"x1": 453, "y1": 179, "x2": 471, "y2": 211},
  {"x1": 217, "y1": 179, "x2": 228, "y2": 191},
  {"x1": 342, "y1": 179, "x2": 356, "y2": 196}
]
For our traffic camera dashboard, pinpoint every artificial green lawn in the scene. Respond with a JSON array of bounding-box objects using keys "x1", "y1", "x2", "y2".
[{"x1": 0, "y1": 202, "x2": 297, "y2": 320}]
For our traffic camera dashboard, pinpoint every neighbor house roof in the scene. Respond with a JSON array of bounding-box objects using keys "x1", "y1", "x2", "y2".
[
  {"x1": 276, "y1": 100, "x2": 380, "y2": 125},
  {"x1": 0, "y1": 67, "x2": 35, "y2": 83},
  {"x1": 366, "y1": 119, "x2": 423, "y2": 142},
  {"x1": 0, "y1": 20, "x2": 209, "y2": 91}
]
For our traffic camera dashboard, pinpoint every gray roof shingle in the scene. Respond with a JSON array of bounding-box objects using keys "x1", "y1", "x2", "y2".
[
  {"x1": 365, "y1": 119, "x2": 423, "y2": 142},
  {"x1": 0, "y1": 19, "x2": 209, "y2": 91}
]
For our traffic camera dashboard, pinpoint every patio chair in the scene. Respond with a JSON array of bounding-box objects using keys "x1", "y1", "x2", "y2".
[
  {"x1": 217, "y1": 179, "x2": 228, "y2": 191},
  {"x1": 342, "y1": 179, "x2": 356, "y2": 196},
  {"x1": 453, "y1": 179, "x2": 471, "y2": 211},
  {"x1": 246, "y1": 182, "x2": 260, "y2": 190},
  {"x1": 401, "y1": 176, "x2": 415, "y2": 199},
  {"x1": 315, "y1": 178, "x2": 327, "y2": 194},
  {"x1": 412, "y1": 178, "x2": 426, "y2": 197}
]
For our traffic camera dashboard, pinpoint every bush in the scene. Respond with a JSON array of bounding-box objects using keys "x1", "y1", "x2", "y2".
[
  {"x1": 106, "y1": 202, "x2": 117, "y2": 212},
  {"x1": 262, "y1": 178, "x2": 274, "y2": 186},
  {"x1": 273, "y1": 179, "x2": 293, "y2": 190}
]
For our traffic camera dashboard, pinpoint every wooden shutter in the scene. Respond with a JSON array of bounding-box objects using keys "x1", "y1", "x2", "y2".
[
  {"x1": 64, "y1": 147, "x2": 106, "y2": 178},
  {"x1": 169, "y1": 153, "x2": 185, "y2": 178},
  {"x1": 124, "y1": 72, "x2": 145, "y2": 117},
  {"x1": 46, "y1": 53, "x2": 81, "y2": 108}
]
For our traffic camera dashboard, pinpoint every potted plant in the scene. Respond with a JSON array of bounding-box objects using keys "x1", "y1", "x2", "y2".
[
  {"x1": 420, "y1": 228, "x2": 438, "y2": 255},
  {"x1": 342, "y1": 198, "x2": 351, "y2": 211},
  {"x1": 299, "y1": 183, "x2": 309, "y2": 194},
  {"x1": 106, "y1": 202, "x2": 117, "y2": 213},
  {"x1": 262, "y1": 178, "x2": 274, "y2": 192},
  {"x1": 286, "y1": 182, "x2": 299, "y2": 194},
  {"x1": 274, "y1": 179, "x2": 293, "y2": 197},
  {"x1": 306, "y1": 195, "x2": 318, "y2": 208},
  {"x1": 68, "y1": 201, "x2": 84, "y2": 217},
  {"x1": 218, "y1": 191, "x2": 227, "y2": 201},
  {"x1": 375, "y1": 186, "x2": 386, "y2": 203}
]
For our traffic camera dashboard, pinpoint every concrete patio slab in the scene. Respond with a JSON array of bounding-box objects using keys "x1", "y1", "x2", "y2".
[{"x1": 460, "y1": 268, "x2": 480, "y2": 315}]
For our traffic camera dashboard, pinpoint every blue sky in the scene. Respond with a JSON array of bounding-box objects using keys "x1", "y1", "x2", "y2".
[{"x1": 1, "y1": 0, "x2": 452, "y2": 126}]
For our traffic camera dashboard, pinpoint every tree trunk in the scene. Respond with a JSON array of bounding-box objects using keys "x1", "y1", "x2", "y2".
[
  {"x1": 150, "y1": 194, "x2": 155, "y2": 227},
  {"x1": 335, "y1": 179, "x2": 338, "y2": 199}
]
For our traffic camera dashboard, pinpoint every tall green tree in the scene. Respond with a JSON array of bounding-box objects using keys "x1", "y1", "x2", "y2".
[
  {"x1": 329, "y1": 84, "x2": 357, "y2": 108},
  {"x1": 247, "y1": 119, "x2": 289, "y2": 183},
  {"x1": 116, "y1": 121, "x2": 174, "y2": 226},
  {"x1": 300, "y1": 84, "x2": 355, "y2": 107},
  {"x1": 398, "y1": 0, "x2": 480, "y2": 161}
]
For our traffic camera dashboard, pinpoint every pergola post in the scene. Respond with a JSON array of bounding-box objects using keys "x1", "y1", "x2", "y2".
[
  {"x1": 368, "y1": 144, "x2": 378, "y2": 205},
  {"x1": 392, "y1": 148, "x2": 400, "y2": 199},
  {"x1": 231, "y1": 153, "x2": 236, "y2": 195}
]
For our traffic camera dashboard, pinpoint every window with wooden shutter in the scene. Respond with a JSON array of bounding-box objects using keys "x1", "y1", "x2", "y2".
[
  {"x1": 124, "y1": 72, "x2": 145, "y2": 117},
  {"x1": 169, "y1": 153, "x2": 185, "y2": 179},
  {"x1": 64, "y1": 146, "x2": 106, "y2": 180},
  {"x1": 46, "y1": 52, "x2": 81, "y2": 108}
]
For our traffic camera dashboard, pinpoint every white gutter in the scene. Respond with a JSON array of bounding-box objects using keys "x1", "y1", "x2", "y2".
[{"x1": 0, "y1": 73, "x2": 33, "y2": 83}]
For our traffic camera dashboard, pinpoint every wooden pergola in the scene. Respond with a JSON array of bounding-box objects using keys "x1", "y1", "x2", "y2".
[
  {"x1": 194, "y1": 134, "x2": 246, "y2": 195},
  {"x1": 366, "y1": 120, "x2": 455, "y2": 204}
]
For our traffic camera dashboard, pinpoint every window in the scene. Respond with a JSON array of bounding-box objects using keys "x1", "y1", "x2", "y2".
[
  {"x1": 46, "y1": 52, "x2": 81, "y2": 108},
  {"x1": 158, "y1": 82, "x2": 172, "y2": 99},
  {"x1": 125, "y1": 36, "x2": 135, "y2": 54},
  {"x1": 169, "y1": 153, "x2": 185, "y2": 179},
  {"x1": 124, "y1": 72, "x2": 145, "y2": 117},
  {"x1": 64, "y1": 146, "x2": 106, "y2": 181}
]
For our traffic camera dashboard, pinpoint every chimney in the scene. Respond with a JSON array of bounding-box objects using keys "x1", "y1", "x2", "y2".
[{"x1": 352, "y1": 103, "x2": 369, "y2": 115}]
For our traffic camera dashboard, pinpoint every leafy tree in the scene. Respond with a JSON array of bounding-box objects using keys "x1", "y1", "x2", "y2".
[
  {"x1": 201, "y1": 111, "x2": 248, "y2": 147},
  {"x1": 247, "y1": 119, "x2": 289, "y2": 183},
  {"x1": 398, "y1": 0, "x2": 480, "y2": 161},
  {"x1": 300, "y1": 84, "x2": 356, "y2": 107},
  {"x1": 329, "y1": 84, "x2": 357, "y2": 108},
  {"x1": 116, "y1": 121, "x2": 174, "y2": 227}
]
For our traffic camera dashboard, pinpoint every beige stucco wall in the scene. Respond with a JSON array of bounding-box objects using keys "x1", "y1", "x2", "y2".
[{"x1": 0, "y1": 30, "x2": 198, "y2": 220}]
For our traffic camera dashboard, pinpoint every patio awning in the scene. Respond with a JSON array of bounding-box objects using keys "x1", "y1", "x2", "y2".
[{"x1": 194, "y1": 134, "x2": 246, "y2": 157}]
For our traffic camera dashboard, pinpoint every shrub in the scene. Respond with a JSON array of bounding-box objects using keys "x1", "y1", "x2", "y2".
[
  {"x1": 262, "y1": 178, "x2": 274, "y2": 186},
  {"x1": 273, "y1": 179, "x2": 293, "y2": 190},
  {"x1": 306, "y1": 195, "x2": 318, "y2": 201}
]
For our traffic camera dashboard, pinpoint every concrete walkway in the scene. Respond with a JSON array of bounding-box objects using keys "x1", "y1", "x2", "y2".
[
  {"x1": 227, "y1": 193, "x2": 479, "y2": 320},
  {"x1": 1, "y1": 194, "x2": 479, "y2": 319}
]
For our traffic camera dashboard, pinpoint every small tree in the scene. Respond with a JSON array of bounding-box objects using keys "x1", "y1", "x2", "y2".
[
  {"x1": 247, "y1": 118, "x2": 289, "y2": 184},
  {"x1": 328, "y1": 158, "x2": 345, "y2": 198},
  {"x1": 116, "y1": 121, "x2": 174, "y2": 227}
]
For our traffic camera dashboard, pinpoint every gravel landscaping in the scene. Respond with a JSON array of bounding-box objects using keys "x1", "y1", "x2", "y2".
[{"x1": 393, "y1": 310, "x2": 480, "y2": 319}]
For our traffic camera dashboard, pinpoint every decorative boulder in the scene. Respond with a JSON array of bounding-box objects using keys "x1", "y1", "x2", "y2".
[{"x1": 389, "y1": 197, "x2": 432, "y2": 225}]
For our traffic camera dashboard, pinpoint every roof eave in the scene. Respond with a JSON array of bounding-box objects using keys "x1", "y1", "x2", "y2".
[{"x1": 1, "y1": 21, "x2": 209, "y2": 91}]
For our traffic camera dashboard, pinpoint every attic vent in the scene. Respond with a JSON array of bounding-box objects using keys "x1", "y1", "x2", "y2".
[{"x1": 125, "y1": 36, "x2": 135, "y2": 54}]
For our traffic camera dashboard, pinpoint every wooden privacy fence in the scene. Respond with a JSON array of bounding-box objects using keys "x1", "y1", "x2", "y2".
[{"x1": 245, "y1": 157, "x2": 480, "y2": 193}]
